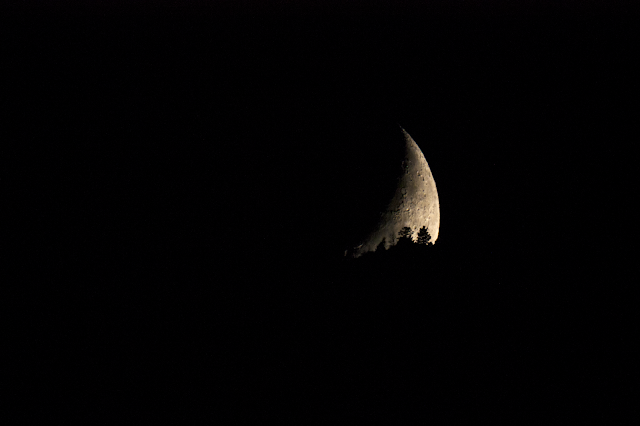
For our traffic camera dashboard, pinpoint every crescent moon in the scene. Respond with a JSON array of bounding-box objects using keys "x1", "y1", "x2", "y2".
[{"x1": 350, "y1": 127, "x2": 440, "y2": 257}]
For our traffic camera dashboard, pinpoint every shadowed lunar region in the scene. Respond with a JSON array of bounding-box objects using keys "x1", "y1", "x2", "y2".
[{"x1": 349, "y1": 127, "x2": 440, "y2": 257}]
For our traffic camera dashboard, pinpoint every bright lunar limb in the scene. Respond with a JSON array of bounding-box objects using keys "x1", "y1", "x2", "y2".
[{"x1": 350, "y1": 127, "x2": 440, "y2": 257}]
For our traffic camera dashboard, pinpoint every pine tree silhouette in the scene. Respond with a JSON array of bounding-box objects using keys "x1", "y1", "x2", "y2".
[
  {"x1": 387, "y1": 226, "x2": 413, "y2": 259},
  {"x1": 396, "y1": 227, "x2": 414, "y2": 249},
  {"x1": 398, "y1": 226, "x2": 413, "y2": 240},
  {"x1": 353, "y1": 226, "x2": 436, "y2": 260},
  {"x1": 417, "y1": 226, "x2": 432, "y2": 245}
]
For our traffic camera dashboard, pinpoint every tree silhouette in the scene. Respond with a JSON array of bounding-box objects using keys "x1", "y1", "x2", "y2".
[
  {"x1": 417, "y1": 226, "x2": 432, "y2": 245},
  {"x1": 352, "y1": 225, "x2": 435, "y2": 260},
  {"x1": 398, "y1": 226, "x2": 413, "y2": 240},
  {"x1": 386, "y1": 226, "x2": 413, "y2": 259},
  {"x1": 395, "y1": 227, "x2": 414, "y2": 250}
]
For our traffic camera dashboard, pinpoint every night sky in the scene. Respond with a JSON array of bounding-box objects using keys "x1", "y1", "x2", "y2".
[{"x1": 5, "y1": 2, "x2": 637, "y2": 423}]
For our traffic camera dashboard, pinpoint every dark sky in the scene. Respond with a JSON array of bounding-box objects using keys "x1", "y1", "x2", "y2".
[{"x1": 5, "y1": 3, "x2": 637, "y2": 423}]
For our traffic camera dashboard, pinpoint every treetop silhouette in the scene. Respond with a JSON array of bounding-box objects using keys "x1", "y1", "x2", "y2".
[{"x1": 417, "y1": 226, "x2": 432, "y2": 245}]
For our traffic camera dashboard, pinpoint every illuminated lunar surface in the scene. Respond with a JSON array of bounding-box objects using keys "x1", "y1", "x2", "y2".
[{"x1": 351, "y1": 127, "x2": 440, "y2": 257}]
